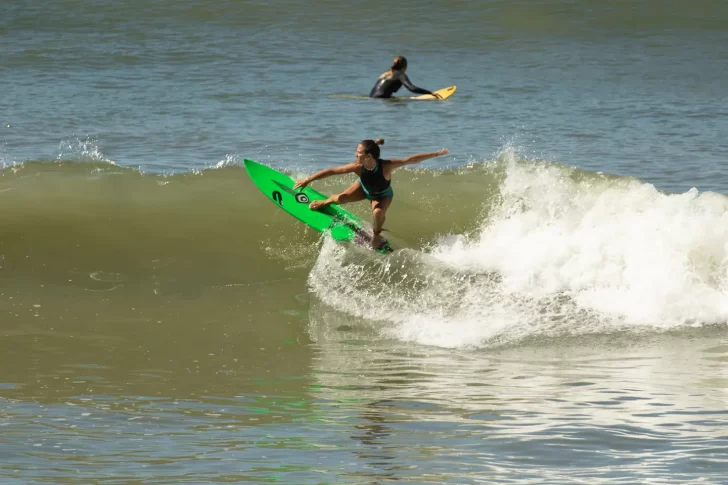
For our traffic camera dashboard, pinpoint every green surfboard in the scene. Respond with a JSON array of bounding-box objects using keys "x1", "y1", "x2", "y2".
[{"x1": 244, "y1": 159, "x2": 393, "y2": 253}]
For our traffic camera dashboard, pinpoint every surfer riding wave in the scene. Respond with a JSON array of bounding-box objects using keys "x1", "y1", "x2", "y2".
[{"x1": 293, "y1": 139, "x2": 449, "y2": 249}]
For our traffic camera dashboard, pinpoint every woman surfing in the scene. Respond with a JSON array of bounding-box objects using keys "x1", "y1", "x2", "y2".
[{"x1": 293, "y1": 138, "x2": 449, "y2": 249}]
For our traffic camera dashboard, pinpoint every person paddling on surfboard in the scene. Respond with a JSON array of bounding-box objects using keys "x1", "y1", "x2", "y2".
[
  {"x1": 293, "y1": 138, "x2": 449, "y2": 249},
  {"x1": 369, "y1": 56, "x2": 441, "y2": 99}
]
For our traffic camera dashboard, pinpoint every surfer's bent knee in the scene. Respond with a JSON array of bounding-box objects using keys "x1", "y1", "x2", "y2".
[{"x1": 333, "y1": 192, "x2": 351, "y2": 204}]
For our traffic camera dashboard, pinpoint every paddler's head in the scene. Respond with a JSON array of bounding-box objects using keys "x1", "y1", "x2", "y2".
[
  {"x1": 391, "y1": 56, "x2": 407, "y2": 73},
  {"x1": 356, "y1": 138, "x2": 384, "y2": 164}
]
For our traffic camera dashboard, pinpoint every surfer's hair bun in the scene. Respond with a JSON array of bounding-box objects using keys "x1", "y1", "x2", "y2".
[{"x1": 374, "y1": 138, "x2": 384, "y2": 145}]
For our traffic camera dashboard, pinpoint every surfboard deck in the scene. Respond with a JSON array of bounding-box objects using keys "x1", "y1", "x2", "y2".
[
  {"x1": 409, "y1": 85, "x2": 456, "y2": 101},
  {"x1": 244, "y1": 159, "x2": 393, "y2": 254}
]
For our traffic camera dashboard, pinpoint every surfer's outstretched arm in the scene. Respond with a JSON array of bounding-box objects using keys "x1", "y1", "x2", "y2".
[
  {"x1": 388, "y1": 149, "x2": 449, "y2": 169},
  {"x1": 294, "y1": 162, "x2": 358, "y2": 189},
  {"x1": 398, "y1": 72, "x2": 439, "y2": 97}
]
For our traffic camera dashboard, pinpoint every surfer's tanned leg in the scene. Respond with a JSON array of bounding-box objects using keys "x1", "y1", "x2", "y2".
[
  {"x1": 309, "y1": 181, "x2": 366, "y2": 210},
  {"x1": 371, "y1": 197, "x2": 392, "y2": 248}
]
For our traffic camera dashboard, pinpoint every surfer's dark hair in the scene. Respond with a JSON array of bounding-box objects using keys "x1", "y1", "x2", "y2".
[
  {"x1": 360, "y1": 138, "x2": 384, "y2": 159},
  {"x1": 391, "y1": 56, "x2": 407, "y2": 72}
]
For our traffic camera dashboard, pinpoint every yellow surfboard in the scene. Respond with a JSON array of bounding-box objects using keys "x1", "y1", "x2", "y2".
[
  {"x1": 329, "y1": 85, "x2": 456, "y2": 101},
  {"x1": 409, "y1": 85, "x2": 456, "y2": 101}
]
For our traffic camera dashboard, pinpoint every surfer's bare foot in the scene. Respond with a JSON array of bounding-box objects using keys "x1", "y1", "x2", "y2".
[{"x1": 371, "y1": 233, "x2": 385, "y2": 250}]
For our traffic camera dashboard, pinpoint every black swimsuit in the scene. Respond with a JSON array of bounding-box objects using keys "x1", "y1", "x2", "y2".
[
  {"x1": 358, "y1": 159, "x2": 393, "y2": 200},
  {"x1": 369, "y1": 70, "x2": 432, "y2": 98}
]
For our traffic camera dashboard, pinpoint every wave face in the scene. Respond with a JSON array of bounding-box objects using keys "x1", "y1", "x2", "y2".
[{"x1": 3, "y1": 153, "x2": 728, "y2": 349}]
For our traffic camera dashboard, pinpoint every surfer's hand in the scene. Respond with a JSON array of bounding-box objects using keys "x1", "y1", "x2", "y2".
[
  {"x1": 436, "y1": 148, "x2": 449, "y2": 156},
  {"x1": 293, "y1": 178, "x2": 309, "y2": 190},
  {"x1": 309, "y1": 200, "x2": 325, "y2": 210},
  {"x1": 433, "y1": 92, "x2": 442, "y2": 99}
]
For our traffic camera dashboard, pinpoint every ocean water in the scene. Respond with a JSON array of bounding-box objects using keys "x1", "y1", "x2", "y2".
[{"x1": 2, "y1": 0, "x2": 728, "y2": 483}]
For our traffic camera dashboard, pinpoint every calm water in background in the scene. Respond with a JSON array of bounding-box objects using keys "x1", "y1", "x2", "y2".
[{"x1": 2, "y1": 0, "x2": 728, "y2": 483}]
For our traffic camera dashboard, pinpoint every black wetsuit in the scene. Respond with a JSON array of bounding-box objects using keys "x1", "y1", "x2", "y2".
[
  {"x1": 358, "y1": 159, "x2": 393, "y2": 200},
  {"x1": 369, "y1": 70, "x2": 433, "y2": 98}
]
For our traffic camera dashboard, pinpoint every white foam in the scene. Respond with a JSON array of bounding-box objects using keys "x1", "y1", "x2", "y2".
[
  {"x1": 309, "y1": 155, "x2": 728, "y2": 348},
  {"x1": 213, "y1": 153, "x2": 238, "y2": 169},
  {"x1": 433, "y1": 159, "x2": 728, "y2": 327},
  {"x1": 57, "y1": 137, "x2": 115, "y2": 164}
]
